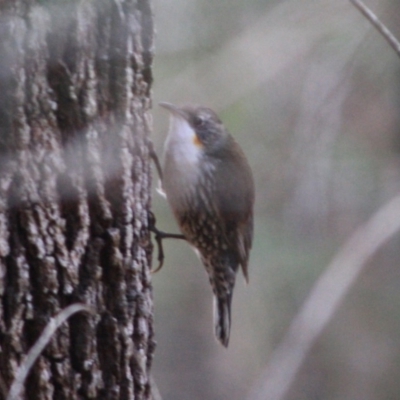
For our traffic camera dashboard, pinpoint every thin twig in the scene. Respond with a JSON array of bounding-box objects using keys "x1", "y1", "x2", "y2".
[
  {"x1": 148, "y1": 139, "x2": 163, "y2": 182},
  {"x1": 150, "y1": 374, "x2": 164, "y2": 400},
  {"x1": 247, "y1": 193, "x2": 400, "y2": 400},
  {"x1": 7, "y1": 304, "x2": 94, "y2": 400},
  {"x1": 350, "y1": 0, "x2": 400, "y2": 58}
]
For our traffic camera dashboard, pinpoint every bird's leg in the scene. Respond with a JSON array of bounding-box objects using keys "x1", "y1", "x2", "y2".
[
  {"x1": 148, "y1": 211, "x2": 186, "y2": 273},
  {"x1": 147, "y1": 142, "x2": 186, "y2": 271}
]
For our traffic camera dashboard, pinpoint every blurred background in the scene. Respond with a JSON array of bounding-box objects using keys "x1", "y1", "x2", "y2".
[{"x1": 150, "y1": 1, "x2": 400, "y2": 399}]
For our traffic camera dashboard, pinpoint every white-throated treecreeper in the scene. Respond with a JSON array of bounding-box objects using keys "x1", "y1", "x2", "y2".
[{"x1": 160, "y1": 102, "x2": 254, "y2": 347}]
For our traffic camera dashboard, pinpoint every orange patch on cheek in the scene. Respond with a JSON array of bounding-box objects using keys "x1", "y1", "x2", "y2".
[{"x1": 193, "y1": 134, "x2": 203, "y2": 147}]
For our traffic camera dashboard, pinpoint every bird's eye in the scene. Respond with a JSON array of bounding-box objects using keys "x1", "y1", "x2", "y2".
[{"x1": 193, "y1": 115, "x2": 204, "y2": 128}]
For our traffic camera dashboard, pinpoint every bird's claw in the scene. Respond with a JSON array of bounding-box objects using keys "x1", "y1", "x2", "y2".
[{"x1": 148, "y1": 211, "x2": 186, "y2": 273}]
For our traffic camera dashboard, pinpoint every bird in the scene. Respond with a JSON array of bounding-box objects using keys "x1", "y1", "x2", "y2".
[{"x1": 159, "y1": 102, "x2": 254, "y2": 347}]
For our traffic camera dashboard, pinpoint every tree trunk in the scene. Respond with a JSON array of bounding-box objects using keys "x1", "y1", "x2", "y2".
[{"x1": 0, "y1": 0, "x2": 155, "y2": 399}]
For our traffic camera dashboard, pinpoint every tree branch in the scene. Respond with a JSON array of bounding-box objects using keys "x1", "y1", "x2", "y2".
[
  {"x1": 350, "y1": 0, "x2": 400, "y2": 57},
  {"x1": 248, "y1": 193, "x2": 400, "y2": 400},
  {"x1": 7, "y1": 304, "x2": 93, "y2": 400}
]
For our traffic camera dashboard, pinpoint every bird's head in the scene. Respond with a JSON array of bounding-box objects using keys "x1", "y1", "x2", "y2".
[{"x1": 160, "y1": 102, "x2": 229, "y2": 156}]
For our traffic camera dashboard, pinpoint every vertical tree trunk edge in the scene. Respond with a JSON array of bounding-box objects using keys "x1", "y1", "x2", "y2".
[{"x1": 0, "y1": 1, "x2": 156, "y2": 399}]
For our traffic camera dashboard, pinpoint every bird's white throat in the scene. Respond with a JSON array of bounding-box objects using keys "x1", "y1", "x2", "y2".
[
  {"x1": 162, "y1": 115, "x2": 203, "y2": 204},
  {"x1": 164, "y1": 116, "x2": 202, "y2": 169}
]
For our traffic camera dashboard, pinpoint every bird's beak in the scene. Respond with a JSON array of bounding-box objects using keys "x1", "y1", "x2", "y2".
[{"x1": 159, "y1": 102, "x2": 189, "y2": 121}]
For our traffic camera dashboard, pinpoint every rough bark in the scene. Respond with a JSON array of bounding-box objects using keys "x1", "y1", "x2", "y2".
[{"x1": 0, "y1": 0, "x2": 155, "y2": 399}]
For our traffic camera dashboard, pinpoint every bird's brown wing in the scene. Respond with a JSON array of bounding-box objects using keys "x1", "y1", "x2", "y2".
[
  {"x1": 213, "y1": 141, "x2": 254, "y2": 281},
  {"x1": 236, "y1": 210, "x2": 253, "y2": 283}
]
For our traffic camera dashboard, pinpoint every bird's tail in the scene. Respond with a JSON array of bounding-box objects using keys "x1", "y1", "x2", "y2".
[{"x1": 213, "y1": 292, "x2": 233, "y2": 347}]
